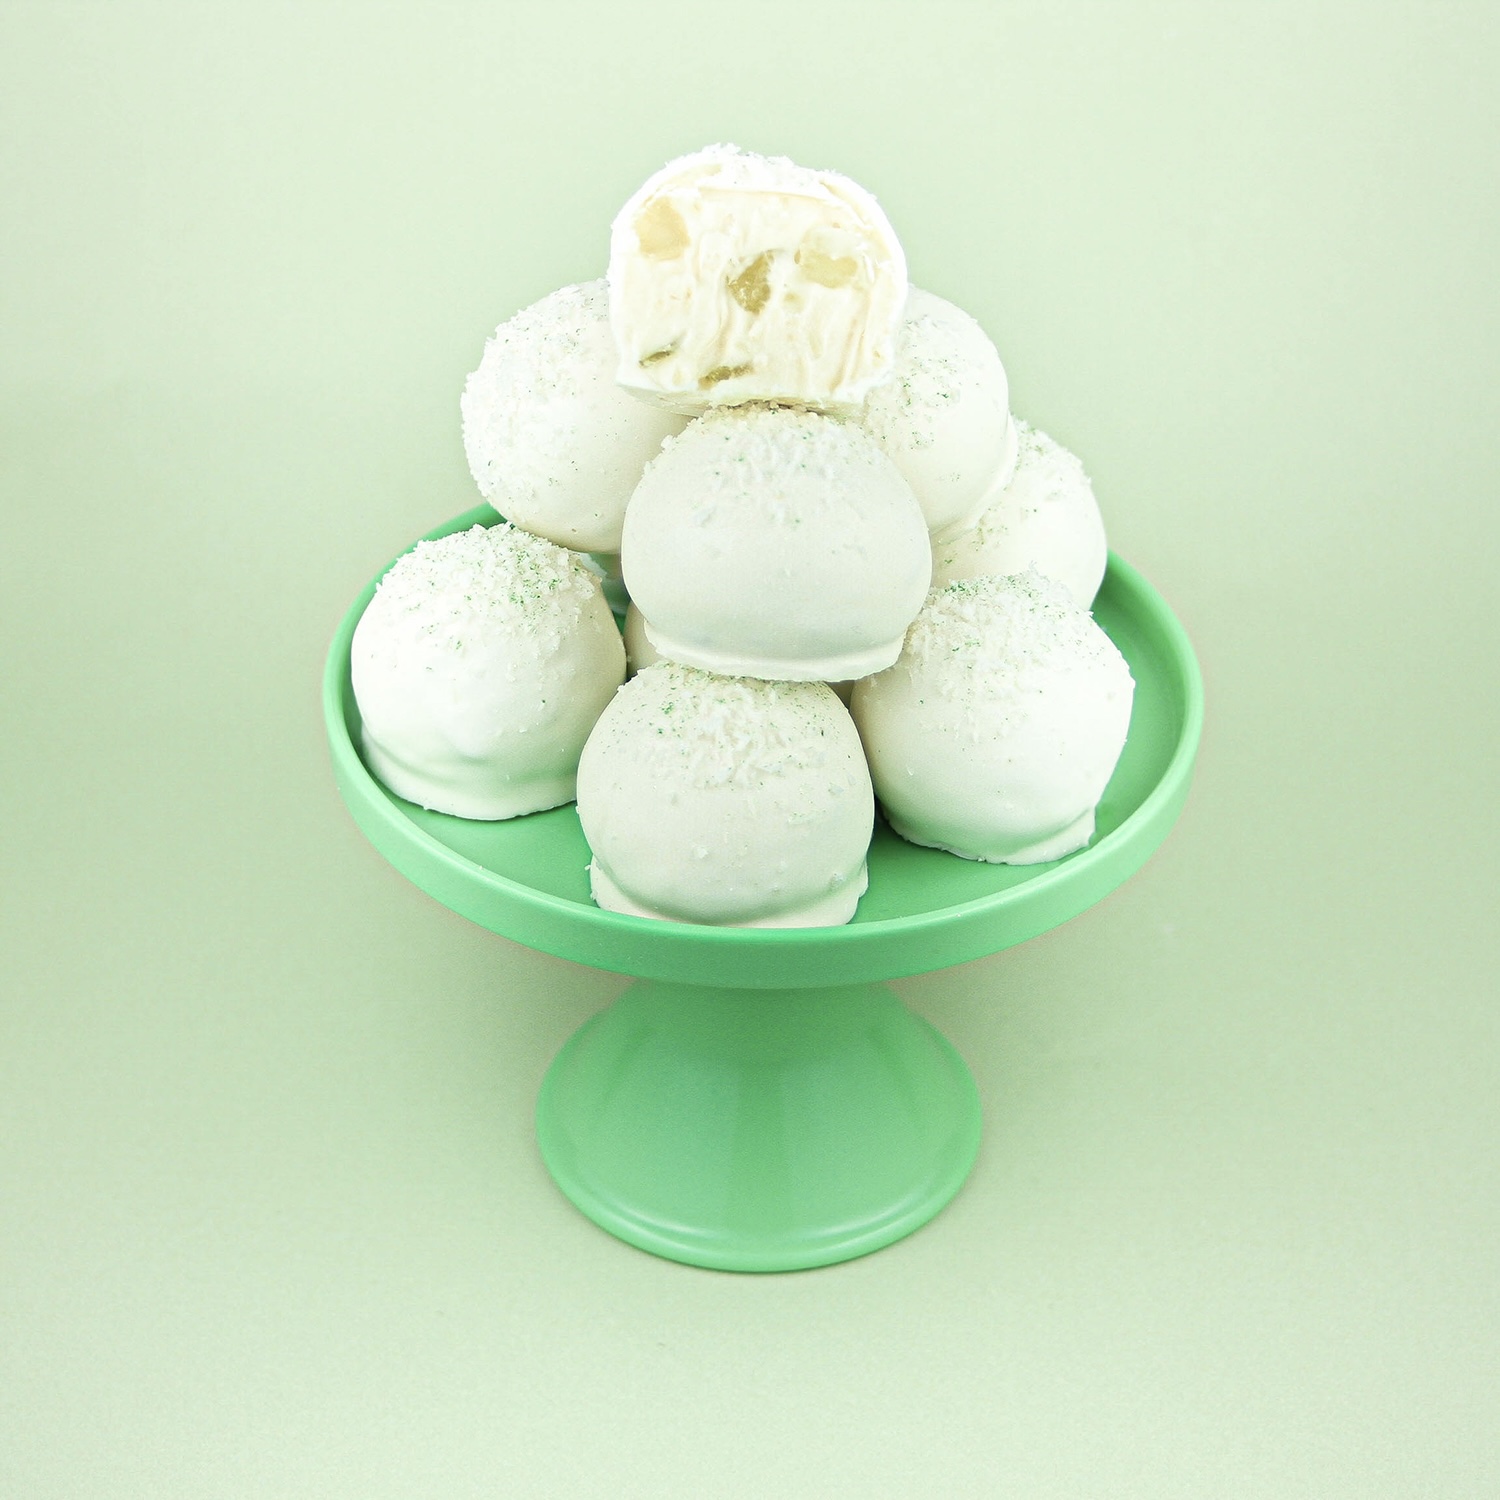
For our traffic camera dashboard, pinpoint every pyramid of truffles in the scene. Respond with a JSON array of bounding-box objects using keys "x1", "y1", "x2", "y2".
[{"x1": 353, "y1": 143, "x2": 1131, "y2": 927}]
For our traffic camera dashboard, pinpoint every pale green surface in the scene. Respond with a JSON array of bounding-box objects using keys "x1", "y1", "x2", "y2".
[{"x1": 2, "y1": 2, "x2": 1497, "y2": 1495}]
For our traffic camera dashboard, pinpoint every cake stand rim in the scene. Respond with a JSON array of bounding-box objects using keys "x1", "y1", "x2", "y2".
[{"x1": 324, "y1": 505, "x2": 1203, "y2": 987}]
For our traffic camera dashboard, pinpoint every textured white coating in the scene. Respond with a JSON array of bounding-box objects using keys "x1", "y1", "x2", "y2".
[
  {"x1": 576, "y1": 664, "x2": 873, "y2": 926},
  {"x1": 933, "y1": 420, "x2": 1108, "y2": 607},
  {"x1": 851, "y1": 573, "x2": 1134, "y2": 864},
  {"x1": 608, "y1": 144, "x2": 907, "y2": 415},
  {"x1": 621, "y1": 405, "x2": 931, "y2": 681},
  {"x1": 352, "y1": 523, "x2": 626, "y2": 819},
  {"x1": 861, "y1": 286, "x2": 1018, "y2": 538},
  {"x1": 461, "y1": 280, "x2": 687, "y2": 553}
]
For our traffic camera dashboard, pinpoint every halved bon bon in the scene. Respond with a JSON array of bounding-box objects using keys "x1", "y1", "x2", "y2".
[{"x1": 608, "y1": 144, "x2": 908, "y2": 416}]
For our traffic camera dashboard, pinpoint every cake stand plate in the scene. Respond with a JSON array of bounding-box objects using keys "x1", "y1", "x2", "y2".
[{"x1": 325, "y1": 505, "x2": 1203, "y2": 1271}]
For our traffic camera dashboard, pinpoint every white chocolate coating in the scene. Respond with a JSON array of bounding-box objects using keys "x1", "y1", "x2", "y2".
[
  {"x1": 861, "y1": 286, "x2": 1018, "y2": 539},
  {"x1": 608, "y1": 144, "x2": 908, "y2": 416},
  {"x1": 621, "y1": 600, "x2": 660, "y2": 676},
  {"x1": 629, "y1": 598, "x2": 852, "y2": 701},
  {"x1": 352, "y1": 524, "x2": 626, "y2": 820},
  {"x1": 621, "y1": 405, "x2": 932, "y2": 682},
  {"x1": 851, "y1": 573, "x2": 1134, "y2": 864},
  {"x1": 577, "y1": 665, "x2": 873, "y2": 927},
  {"x1": 461, "y1": 280, "x2": 687, "y2": 553},
  {"x1": 933, "y1": 421, "x2": 1108, "y2": 608}
]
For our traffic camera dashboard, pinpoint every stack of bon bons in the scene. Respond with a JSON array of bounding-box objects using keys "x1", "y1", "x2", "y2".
[{"x1": 351, "y1": 145, "x2": 1133, "y2": 928}]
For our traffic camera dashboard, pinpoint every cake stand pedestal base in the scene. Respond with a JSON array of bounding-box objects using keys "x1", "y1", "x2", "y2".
[{"x1": 536, "y1": 980, "x2": 982, "y2": 1272}]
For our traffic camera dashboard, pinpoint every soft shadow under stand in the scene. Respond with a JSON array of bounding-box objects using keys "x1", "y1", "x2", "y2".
[{"x1": 325, "y1": 505, "x2": 1203, "y2": 1273}]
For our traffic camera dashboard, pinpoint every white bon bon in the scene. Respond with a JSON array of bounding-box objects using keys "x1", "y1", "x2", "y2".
[
  {"x1": 608, "y1": 144, "x2": 908, "y2": 416},
  {"x1": 852, "y1": 573, "x2": 1133, "y2": 864},
  {"x1": 861, "y1": 286, "x2": 1019, "y2": 540},
  {"x1": 577, "y1": 665, "x2": 874, "y2": 927},
  {"x1": 621, "y1": 405, "x2": 932, "y2": 683},
  {"x1": 352, "y1": 524, "x2": 626, "y2": 820},
  {"x1": 933, "y1": 421, "x2": 1108, "y2": 609},
  {"x1": 461, "y1": 280, "x2": 687, "y2": 553}
]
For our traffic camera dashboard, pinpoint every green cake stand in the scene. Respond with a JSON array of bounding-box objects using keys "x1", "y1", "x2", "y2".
[{"x1": 325, "y1": 505, "x2": 1203, "y2": 1273}]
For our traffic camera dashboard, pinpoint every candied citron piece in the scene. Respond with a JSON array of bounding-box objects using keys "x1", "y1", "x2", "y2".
[
  {"x1": 727, "y1": 251, "x2": 774, "y2": 315},
  {"x1": 796, "y1": 244, "x2": 860, "y2": 289},
  {"x1": 635, "y1": 197, "x2": 690, "y2": 260},
  {"x1": 699, "y1": 362, "x2": 754, "y2": 388}
]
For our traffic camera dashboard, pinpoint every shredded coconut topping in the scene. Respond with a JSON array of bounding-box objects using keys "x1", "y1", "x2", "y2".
[
  {"x1": 368, "y1": 523, "x2": 600, "y2": 654},
  {"x1": 901, "y1": 571, "x2": 1115, "y2": 712},
  {"x1": 602, "y1": 662, "x2": 852, "y2": 790},
  {"x1": 639, "y1": 404, "x2": 894, "y2": 520}
]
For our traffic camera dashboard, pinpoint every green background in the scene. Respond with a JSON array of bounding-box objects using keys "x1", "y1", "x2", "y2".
[{"x1": 3, "y1": 2, "x2": 1496, "y2": 1494}]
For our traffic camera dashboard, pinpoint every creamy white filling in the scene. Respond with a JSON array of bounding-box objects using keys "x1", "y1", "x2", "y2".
[{"x1": 609, "y1": 145, "x2": 907, "y2": 414}]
